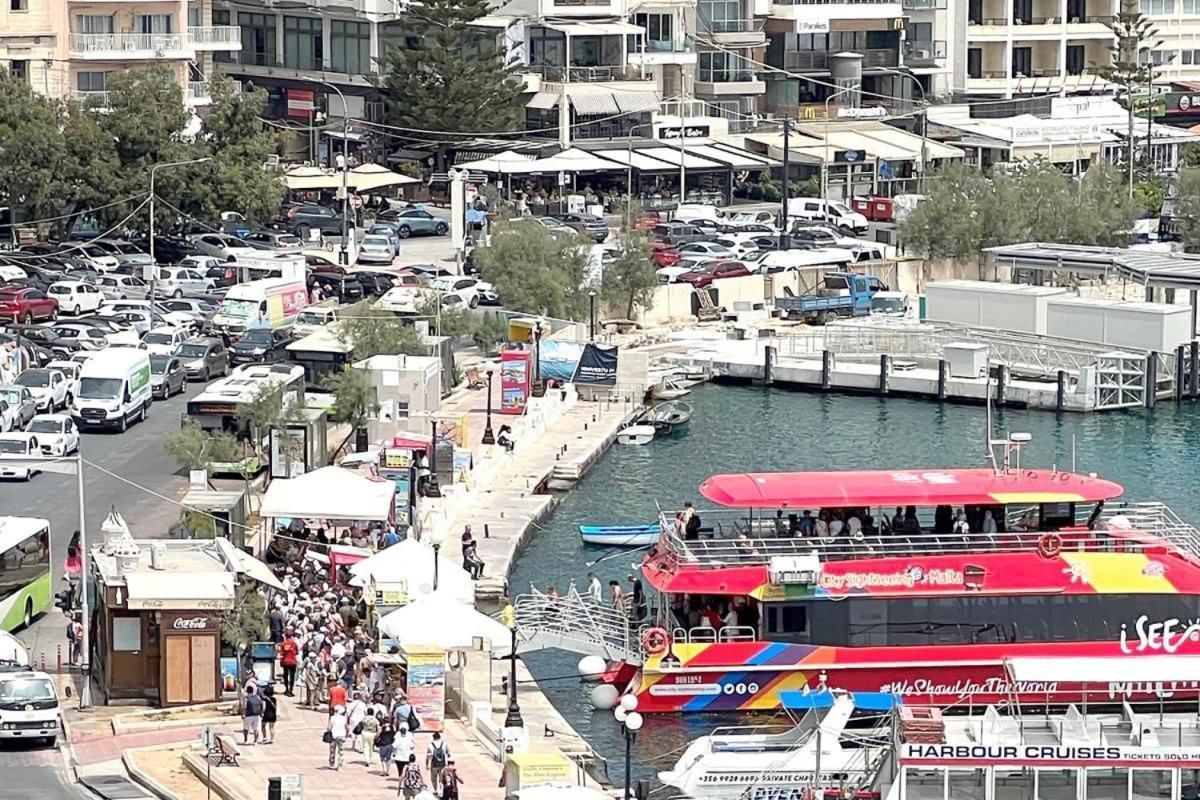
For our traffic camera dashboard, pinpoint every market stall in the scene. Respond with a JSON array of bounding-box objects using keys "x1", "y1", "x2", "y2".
[{"x1": 349, "y1": 539, "x2": 475, "y2": 606}]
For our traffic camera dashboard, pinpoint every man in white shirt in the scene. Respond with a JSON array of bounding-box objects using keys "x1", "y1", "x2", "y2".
[{"x1": 586, "y1": 572, "x2": 603, "y2": 603}]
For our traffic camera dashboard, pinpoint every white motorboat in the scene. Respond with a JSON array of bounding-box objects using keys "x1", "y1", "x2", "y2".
[
  {"x1": 658, "y1": 689, "x2": 895, "y2": 799},
  {"x1": 617, "y1": 424, "x2": 656, "y2": 445},
  {"x1": 645, "y1": 400, "x2": 693, "y2": 434},
  {"x1": 651, "y1": 376, "x2": 693, "y2": 401}
]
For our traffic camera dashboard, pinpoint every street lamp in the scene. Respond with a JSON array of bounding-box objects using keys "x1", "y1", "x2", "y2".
[
  {"x1": 504, "y1": 616, "x2": 524, "y2": 729},
  {"x1": 588, "y1": 292, "x2": 597, "y2": 341},
  {"x1": 314, "y1": 79, "x2": 351, "y2": 265},
  {"x1": 428, "y1": 527, "x2": 445, "y2": 591},
  {"x1": 877, "y1": 68, "x2": 928, "y2": 193},
  {"x1": 425, "y1": 418, "x2": 442, "y2": 498},
  {"x1": 821, "y1": 86, "x2": 855, "y2": 202},
  {"x1": 148, "y1": 157, "x2": 212, "y2": 301},
  {"x1": 531, "y1": 321, "x2": 545, "y2": 398},
  {"x1": 481, "y1": 369, "x2": 496, "y2": 445},
  {"x1": 624, "y1": 124, "x2": 646, "y2": 230},
  {"x1": 613, "y1": 694, "x2": 643, "y2": 800}
]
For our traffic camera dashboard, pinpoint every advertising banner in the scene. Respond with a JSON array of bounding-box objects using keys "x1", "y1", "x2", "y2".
[
  {"x1": 405, "y1": 648, "x2": 446, "y2": 732},
  {"x1": 500, "y1": 349, "x2": 531, "y2": 415},
  {"x1": 572, "y1": 343, "x2": 619, "y2": 386}
]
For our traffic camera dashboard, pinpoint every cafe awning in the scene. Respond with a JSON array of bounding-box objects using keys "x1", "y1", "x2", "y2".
[
  {"x1": 283, "y1": 166, "x2": 338, "y2": 191},
  {"x1": 348, "y1": 163, "x2": 419, "y2": 191},
  {"x1": 124, "y1": 572, "x2": 236, "y2": 610},
  {"x1": 261, "y1": 465, "x2": 395, "y2": 521},
  {"x1": 215, "y1": 537, "x2": 285, "y2": 592}
]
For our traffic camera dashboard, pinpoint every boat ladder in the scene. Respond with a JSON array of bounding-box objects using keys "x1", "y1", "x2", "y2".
[{"x1": 514, "y1": 586, "x2": 644, "y2": 664}]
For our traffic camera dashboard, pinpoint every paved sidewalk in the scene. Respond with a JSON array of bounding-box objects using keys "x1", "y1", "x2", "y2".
[{"x1": 199, "y1": 694, "x2": 499, "y2": 800}]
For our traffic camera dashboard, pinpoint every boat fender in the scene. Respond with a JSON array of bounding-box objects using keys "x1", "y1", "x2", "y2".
[
  {"x1": 642, "y1": 627, "x2": 670, "y2": 655},
  {"x1": 1038, "y1": 532, "x2": 1063, "y2": 559}
]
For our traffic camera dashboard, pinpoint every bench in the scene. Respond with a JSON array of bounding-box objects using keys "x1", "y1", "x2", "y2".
[
  {"x1": 464, "y1": 366, "x2": 487, "y2": 390},
  {"x1": 209, "y1": 733, "x2": 241, "y2": 767}
]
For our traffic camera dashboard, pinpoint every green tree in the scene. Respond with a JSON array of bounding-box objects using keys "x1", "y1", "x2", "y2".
[
  {"x1": 236, "y1": 383, "x2": 306, "y2": 469},
  {"x1": 601, "y1": 229, "x2": 657, "y2": 319},
  {"x1": 0, "y1": 68, "x2": 71, "y2": 222},
  {"x1": 165, "y1": 424, "x2": 244, "y2": 473},
  {"x1": 322, "y1": 366, "x2": 377, "y2": 455},
  {"x1": 334, "y1": 300, "x2": 427, "y2": 359},
  {"x1": 1175, "y1": 170, "x2": 1200, "y2": 252},
  {"x1": 898, "y1": 163, "x2": 989, "y2": 259},
  {"x1": 1095, "y1": 0, "x2": 1161, "y2": 194},
  {"x1": 1133, "y1": 176, "x2": 1167, "y2": 216},
  {"x1": 221, "y1": 582, "x2": 267, "y2": 652},
  {"x1": 474, "y1": 221, "x2": 590, "y2": 320},
  {"x1": 377, "y1": 0, "x2": 525, "y2": 156},
  {"x1": 168, "y1": 508, "x2": 220, "y2": 539}
]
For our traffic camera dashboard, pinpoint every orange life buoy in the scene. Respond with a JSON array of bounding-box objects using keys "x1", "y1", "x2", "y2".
[
  {"x1": 642, "y1": 627, "x2": 670, "y2": 655},
  {"x1": 1038, "y1": 532, "x2": 1063, "y2": 559}
]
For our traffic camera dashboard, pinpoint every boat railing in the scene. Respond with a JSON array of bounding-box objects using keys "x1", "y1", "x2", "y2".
[
  {"x1": 513, "y1": 587, "x2": 643, "y2": 663},
  {"x1": 671, "y1": 625, "x2": 758, "y2": 644},
  {"x1": 655, "y1": 504, "x2": 1200, "y2": 567}
]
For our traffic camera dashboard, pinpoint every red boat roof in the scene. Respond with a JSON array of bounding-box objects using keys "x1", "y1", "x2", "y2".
[{"x1": 698, "y1": 468, "x2": 1124, "y2": 509}]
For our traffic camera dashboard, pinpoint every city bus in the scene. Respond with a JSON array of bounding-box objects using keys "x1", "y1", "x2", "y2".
[{"x1": 0, "y1": 517, "x2": 51, "y2": 631}]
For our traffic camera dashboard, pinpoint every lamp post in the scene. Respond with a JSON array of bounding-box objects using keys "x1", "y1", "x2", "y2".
[
  {"x1": 588, "y1": 291, "x2": 597, "y2": 341},
  {"x1": 625, "y1": 124, "x2": 645, "y2": 230},
  {"x1": 425, "y1": 418, "x2": 442, "y2": 498},
  {"x1": 877, "y1": 68, "x2": 928, "y2": 193},
  {"x1": 314, "y1": 79, "x2": 351, "y2": 265},
  {"x1": 482, "y1": 369, "x2": 496, "y2": 445},
  {"x1": 148, "y1": 157, "x2": 212, "y2": 301},
  {"x1": 531, "y1": 321, "x2": 545, "y2": 398},
  {"x1": 504, "y1": 620, "x2": 524, "y2": 729},
  {"x1": 821, "y1": 86, "x2": 855, "y2": 202},
  {"x1": 428, "y1": 527, "x2": 445, "y2": 591},
  {"x1": 613, "y1": 694, "x2": 643, "y2": 800}
]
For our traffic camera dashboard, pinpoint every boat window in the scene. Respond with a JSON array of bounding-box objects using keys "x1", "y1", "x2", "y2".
[
  {"x1": 993, "y1": 770, "x2": 1033, "y2": 800},
  {"x1": 765, "y1": 605, "x2": 808, "y2": 639},
  {"x1": 1085, "y1": 768, "x2": 1127, "y2": 800},
  {"x1": 1037, "y1": 769, "x2": 1078, "y2": 800},
  {"x1": 948, "y1": 769, "x2": 987, "y2": 800},
  {"x1": 1130, "y1": 769, "x2": 1171, "y2": 800},
  {"x1": 905, "y1": 768, "x2": 945, "y2": 800}
]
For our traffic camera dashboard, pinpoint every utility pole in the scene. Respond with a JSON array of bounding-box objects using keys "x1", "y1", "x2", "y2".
[
  {"x1": 315, "y1": 80, "x2": 351, "y2": 265},
  {"x1": 779, "y1": 115, "x2": 790, "y2": 250},
  {"x1": 76, "y1": 454, "x2": 91, "y2": 708},
  {"x1": 148, "y1": 157, "x2": 211, "y2": 301}
]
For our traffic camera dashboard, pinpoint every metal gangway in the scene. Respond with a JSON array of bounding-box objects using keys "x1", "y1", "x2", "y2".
[{"x1": 513, "y1": 585, "x2": 645, "y2": 664}]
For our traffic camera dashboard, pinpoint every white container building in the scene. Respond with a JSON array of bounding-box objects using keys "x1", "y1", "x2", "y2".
[
  {"x1": 925, "y1": 280, "x2": 1068, "y2": 335},
  {"x1": 1046, "y1": 297, "x2": 1193, "y2": 353}
]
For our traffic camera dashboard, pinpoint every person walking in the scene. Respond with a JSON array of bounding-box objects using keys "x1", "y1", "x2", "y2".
[
  {"x1": 67, "y1": 613, "x2": 83, "y2": 665},
  {"x1": 279, "y1": 631, "x2": 299, "y2": 697},
  {"x1": 346, "y1": 691, "x2": 368, "y2": 752},
  {"x1": 260, "y1": 684, "x2": 278, "y2": 744},
  {"x1": 360, "y1": 710, "x2": 380, "y2": 769},
  {"x1": 393, "y1": 724, "x2": 415, "y2": 776},
  {"x1": 302, "y1": 655, "x2": 323, "y2": 709},
  {"x1": 376, "y1": 719, "x2": 396, "y2": 776},
  {"x1": 328, "y1": 679, "x2": 347, "y2": 715},
  {"x1": 438, "y1": 759, "x2": 464, "y2": 800},
  {"x1": 586, "y1": 572, "x2": 602, "y2": 603},
  {"x1": 426, "y1": 732, "x2": 450, "y2": 792},
  {"x1": 241, "y1": 683, "x2": 263, "y2": 746},
  {"x1": 327, "y1": 705, "x2": 348, "y2": 771},
  {"x1": 399, "y1": 754, "x2": 426, "y2": 798}
]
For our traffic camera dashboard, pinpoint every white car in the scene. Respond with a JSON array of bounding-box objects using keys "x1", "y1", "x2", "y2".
[
  {"x1": 376, "y1": 286, "x2": 438, "y2": 315},
  {"x1": 656, "y1": 257, "x2": 708, "y2": 284},
  {"x1": 156, "y1": 267, "x2": 215, "y2": 298},
  {"x1": 724, "y1": 211, "x2": 779, "y2": 230},
  {"x1": 71, "y1": 244, "x2": 120, "y2": 272},
  {"x1": 431, "y1": 276, "x2": 496, "y2": 309},
  {"x1": 46, "y1": 360, "x2": 81, "y2": 399},
  {"x1": 44, "y1": 323, "x2": 109, "y2": 350},
  {"x1": 27, "y1": 414, "x2": 79, "y2": 456},
  {"x1": 0, "y1": 433, "x2": 42, "y2": 480},
  {"x1": 14, "y1": 368, "x2": 71, "y2": 413},
  {"x1": 142, "y1": 326, "x2": 187, "y2": 356},
  {"x1": 98, "y1": 274, "x2": 150, "y2": 301},
  {"x1": 48, "y1": 281, "x2": 104, "y2": 315},
  {"x1": 188, "y1": 233, "x2": 258, "y2": 263},
  {"x1": 0, "y1": 399, "x2": 17, "y2": 432},
  {"x1": 675, "y1": 242, "x2": 736, "y2": 260},
  {"x1": 357, "y1": 235, "x2": 397, "y2": 265}
]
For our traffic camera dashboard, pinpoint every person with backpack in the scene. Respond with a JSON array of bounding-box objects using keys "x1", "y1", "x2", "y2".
[
  {"x1": 399, "y1": 754, "x2": 426, "y2": 798},
  {"x1": 241, "y1": 683, "x2": 263, "y2": 746},
  {"x1": 425, "y1": 732, "x2": 450, "y2": 792},
  {"x1": 375, "y1": 720, "x2": 396, "y2": 776},
  {"x1": 439, "y1": 758, "x2": 464, "y2": 800},
  {"x1": 279, "y1": 631, "x2": 299, "y2": 696}
]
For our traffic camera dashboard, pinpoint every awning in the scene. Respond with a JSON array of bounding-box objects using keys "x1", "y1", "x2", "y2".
[
  {"x1": 261, "y1": 465, "x2": 395, "y2": 521},
  {"x1": 636, "y1": 146, "x2": 725, "y2": 170},
  {"x1": 349, "y1": 163, "x2": 419, "y2": 191},
  {"x1": 215, "y1": 537, "x2": 284, "y2": 592},
  {"x1": 585, "y1": 147, "x2": 677, "y2": 171},
  {"x1": 1007, "y1": 655, "x2": 1200, "y2": 683},
  {"x1": 283, "y1": 166, "x2": 339, "y2": 191},
  {"x1": 779, "y1": 689, "x2": 899, "y2": 711},
  {"x1": 541, "y1": 20, "x2": 644, "y2": 36},
  {"x1": 526, "y1": 148, "x2": 624, "y2": 172},
  {"x1": 687, "y1": 142, "x2": 777, "y2": 169},
  {"x1": 124, "y1": 572, "x2": 235, "y2": 610},
  {"x1": 614, "y1": 91, "x2": 661, "y2": 113},
  {"x1": 569, "y1": 88, "x2": 619, "y2": 115},
  {"x1": 526, "y1": 91, "x2": 560, "y2": 110},
  {"x1": 453, "y1": 149, "x2": 537, "y2": 173},
  {"x1": 348, "y1": 539, "x2": 475, "y2": 605}
]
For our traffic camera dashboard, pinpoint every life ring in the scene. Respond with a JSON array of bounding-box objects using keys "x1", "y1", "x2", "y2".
[
  {"x1": 1038, "y1": 532, "x2": 1063, "y2": 559},
  {"x1": 642, "y1": 627, "x2": 670, "y2": 655}
]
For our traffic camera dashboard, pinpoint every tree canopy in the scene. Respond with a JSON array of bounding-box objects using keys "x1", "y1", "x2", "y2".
[
  {"x1": 899, "y1": 161, "x2": 1141, "y2": 260},
  {"x1": 333, "y1": 300, "x2": 428, "y2": 359},
  {"x1": 377, "y1": 0, "x2": 525, "y2": 146},
  {"x1": 601, "y1": 229, "x2": 657, "y2": 319},
  {"x1": 0, "y1": 66, "x2": 283, "y2": 234},
  {"x1": 473, "y1": 221, "x2": 591, "y2": 320}
]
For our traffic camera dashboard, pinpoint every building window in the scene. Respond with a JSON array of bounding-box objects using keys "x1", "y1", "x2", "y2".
[
  {"x1": 1186, "y1": 0, "x2": 1200, "y2": 11},
  {"x1": 699, "y1": 50, "x2": 751, "y2": 83},
  {"x1": 633, "y1": 13, "x2": 672, "y2": 51},
  {"x1": 1066, "y1": 44, "x2": 1085, "y2": 75},
  {"x1": 330, "y1": 20, "x2": 370, "y2": 74},
  {"x1": 1140, "y1": 0, "x2": 1175, "y2": 13},
  {"x1": 9, "y1": 60, "x2": 28, "y2": 82},
  {"x1": 76, "y1": 71, "x2": 108, "y2": 91},
  {"x1": 1183, "y1": 49, "x2": 1200, "y2": 64},
  {"x1": 77, "y1": 14, "x2": 115, "y2": 34},
  {"x1": 396, "y1": 401, "x2": 409, "y2": 418},
  {"x1": 239, "y1": 12, "x2": 277, "y2": 67},
  {"x1": 10, "y1": 0, "x2": 27, "y2": 11},
  {"x1": 283, "y1": 16, "x2": 323, "y2": 71},
  {"x1": 699, "y1": 0, "x2": 743, "y2": 32},
  {"x1": 137, "y1": 14, "x2": 173, "y2": 34},
  {"x1": 188, "y1": 5, "x2": 199, "y2": 26}
]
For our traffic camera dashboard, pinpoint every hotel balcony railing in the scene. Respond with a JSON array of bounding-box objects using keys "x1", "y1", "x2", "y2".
[
  {"x1": 527, "y1": 64, "x2": 653, "y2": 82},
  {"x1": 69, "y1": 33, "x2": 185, "y2": 55},
  {"x1": 698, "y1": 18, "x2": 766, "y2": 34},
  {"x1": 784, "y1": 48, "x2": 899, "y2": 70},
  {"x1": 903, "y1": 40, "x2": 947, "y2": 63},
  {"x1": 71, "y1": 90, "x2": 110, "y2": 107},
  {"x1": 188, "y1": 25, "x2": 240, "y2": 47},
  {"x1": 902, "y1": 0, "x2": 946, "y2": 8}
]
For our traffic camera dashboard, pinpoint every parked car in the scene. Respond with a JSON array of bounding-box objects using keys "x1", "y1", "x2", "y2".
[
  {"x1": 0, "y1": 287, "x2": 57, "y2": 323},
  {"x1": 282, "y1": 203, "x2": 351, "y2": 239},
  {"x1": 26, "y1": 413, "x2": 79, "y2": 456},
  {"x1": 554, "y1": 213, "x2": 609, "y2": 242},
  {"x1": 676, "y1": 260, "x2": 754, "y2": 288},
  {"x1": 674, "y1": 242, "x2": 737, "y2": 261},
  {"x1": 308, "y1": 271, "x2": 365, "y2": 303},
  {"x1": 0, "y1": 385, "x2": 37, "y2": 428},
  {"x1": 376, "y1": 286, "x2": 438, "y2": 315},
  {"x1": 45, "y1": 360, "x2": 80, "y2": 398},
  {"x1": 149, "y1": 354, "x2": 187, "y2": 399},
  {"x1": 142, "y1": 326, "x2": 188, "y2": 356},
  {"x1": 178, "y1": 337, "x2": 229, "y2": 380},
  {"x1": 97, "y1": 274, "x2": 150, "y2": 301},
  {"x1": 652, "y1": 223, "x2": 711, "y2": 246},
  {"x1": 293, "y1": 302, "x2": 344, "y2": 336},
  {"x1": 243, "y1": 230, "x2": 304, "y2": 252},
  {"x1": 42, "y1": 324, "x2": 109, "y2": 351},
  {"x1": 0, "y1": 398, "x2": 17, "y2": 432},
  {"x1": 8, "y1": 325, "x2": 83, "y2": 356},
  {"x1": 357, "y1": 234, "x2": 397, "y2": 265},
  {"x1": 156, "y1": 266, "x2": 215, "y2": 298},
  {"x1": 129, "y1": 235, "x2": 198, "y2": 264},
  {"x1": 230, "y1": 327, "x2": 292, "y2": 365},
  {"x1": 366, "y1": 224, "x2": 402, "y2": 254},
  {"x1": 431, "y1": 276, "x2": 497, "y2": 309},
  {"x1": 47, "y1": 281, "x2": 104, "y2": 315},
  {"x1": 0, "y1": 433, "x2": 42, "y2": 480},
  {"x1": 14, "y1": 368, "x2": 71, "y2": 412},
  {"x1": 378, "y1": 207, "x2": 449, "y2": 238},
  {"x1": 159, "y1": 297, "x2": 218, "y2": 321},
  {"x1": 94, "y1": 239, "x2": 154, "y2": 267},
  {"x1": 70, "y1": 244, "x2": 120, "y2": 272},
  {"x1": 188, "y1": 233, "x2": 258, "y2": 262}
]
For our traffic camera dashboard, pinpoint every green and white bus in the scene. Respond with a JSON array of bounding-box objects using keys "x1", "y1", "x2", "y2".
[{"x1": 0, "y1": 517, "x2": 51, "y2": 631}]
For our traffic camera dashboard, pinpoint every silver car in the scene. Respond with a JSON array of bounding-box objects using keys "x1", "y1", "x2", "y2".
[
  {"x1": 156, "y1": 267, "x2": 215, "y2": 298},
  {"x1": 357, "y1": 234, "x2": 396, "y2": 265},
  {"x1": 0, "y1": 385, "x2": 36, "y2": 428},
  {"x1": 98, "y1": 274, "x2": 150, "y2": 301}
]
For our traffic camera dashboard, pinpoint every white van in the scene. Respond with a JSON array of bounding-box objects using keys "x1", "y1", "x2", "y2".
[
  {"x1": 752, "y1": 247, "x2": 854, "y2": 274},
  {"x1": 211, "y1": 278, "x2": 308, "y2": 339},
  {"x1": 786, "y1": 198, "x2": 870, "y2": 235},
  {"x1": 0, "y1": 665, "x2": 66, "y2": 747},
  {"x1": 72, "y1": 347, "x2": 152, "y2": 432},
  {"x1": 293, "y1": 302, "x2": 345, "y2": 337}
]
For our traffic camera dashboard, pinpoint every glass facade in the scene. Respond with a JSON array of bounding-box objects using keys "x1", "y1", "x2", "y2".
[
  {"x1": 238, "y1": 12, "x2": 276, "y2": 67},
  {"x1": 283, "y1": 16, "x2": 323, "y2": 71},
  {"x1": 330, "y1": 20, "x2": 370, "y2": 74}
]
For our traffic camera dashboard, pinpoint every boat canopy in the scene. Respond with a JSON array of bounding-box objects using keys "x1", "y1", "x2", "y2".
[
  {"x1": 699, "y1": 468, "x2": 1124, "y2": 510},
  {"x1": 779, "y1": 689, "x2": 900, "y2": 712},
  {"x1": 1006, "y1": 655, "x2": 1200, "y2": 684}
]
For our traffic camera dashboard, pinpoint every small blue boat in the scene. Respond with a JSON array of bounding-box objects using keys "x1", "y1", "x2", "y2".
[{"x1": 578, "y1": 524, "x2": 660, "y2": 547}]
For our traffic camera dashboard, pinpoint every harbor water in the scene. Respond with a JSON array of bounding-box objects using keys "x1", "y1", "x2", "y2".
[{"x1": 507, "y1": 382, "x2": 1200, "y2": 787}]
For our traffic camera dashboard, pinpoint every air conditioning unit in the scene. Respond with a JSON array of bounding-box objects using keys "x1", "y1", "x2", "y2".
[{"x1": 768, "y1": 553, "x2": 822, "y2": 586}]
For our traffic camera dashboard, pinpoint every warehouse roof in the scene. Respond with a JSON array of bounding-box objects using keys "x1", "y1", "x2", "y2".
[{"x1": 987, "y1": 242, "x2": 1200, "y2": 290}]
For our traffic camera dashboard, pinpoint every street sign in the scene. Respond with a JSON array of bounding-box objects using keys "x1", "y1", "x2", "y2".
[{"x1": 201, "y1": 725, "x2": 212, "y2": 749}]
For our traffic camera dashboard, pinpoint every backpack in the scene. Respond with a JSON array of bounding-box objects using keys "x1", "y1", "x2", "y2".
[
  {"x1": 402, "y1": 766, "x2": 425, "y2": 790},
  {"x1": 429, "y1": 741, "x2": 447, "y2": 767},
  {"x1": 244, "y1": 693, "x2": 264, "y2": 716}
]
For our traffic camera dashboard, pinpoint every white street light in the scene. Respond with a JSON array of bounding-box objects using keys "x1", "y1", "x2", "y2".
[
  {"x1": 625, "y1": 711, "x2": 644, "y2": 732},
  {"x1": 614, "y1": 705, "x2": 628, "y2": 723},
  {"x1": 620, "y1": 694, "x2": 639, "y2": 712}
]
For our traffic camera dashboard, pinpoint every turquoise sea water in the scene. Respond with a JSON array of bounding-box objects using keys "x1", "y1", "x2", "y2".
[{"x1": 508, "y1": 384, "x2": 1200, "y2": 787}]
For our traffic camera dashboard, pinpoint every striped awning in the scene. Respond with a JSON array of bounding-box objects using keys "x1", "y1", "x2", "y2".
[
  {"x1": 526, "y1": 91, "x2": 560, "y2": 110},
  {"x1": 569, "y1": 89, "x2": 620, "y2": 115},
  {"x1": 614, "y1": 91, "x2": 661, "y2": 113}
]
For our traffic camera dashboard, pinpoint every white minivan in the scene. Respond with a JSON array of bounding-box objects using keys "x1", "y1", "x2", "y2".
[
  {"x1": 71, "y1": 347, "x2": 152, "y2": 432},
  {"x1": 786, "y1": 197, "x2": 870, "y2": 235},
  {"x1": 0, "y1": 632, "x2": 64, "y2": 747}
]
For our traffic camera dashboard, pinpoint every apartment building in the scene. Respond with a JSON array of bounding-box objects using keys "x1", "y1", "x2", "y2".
[
  {"x1": 0, "y1": 0, "x2": 238, "y2": 107},
  {"x1": 1138, "y1": 0, "x2": 1200, "y2": 85}
]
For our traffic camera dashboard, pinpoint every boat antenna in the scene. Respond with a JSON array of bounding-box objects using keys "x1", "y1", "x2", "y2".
[{"x1": 985, "y1": 357, "x2": 999, "y2": 473}]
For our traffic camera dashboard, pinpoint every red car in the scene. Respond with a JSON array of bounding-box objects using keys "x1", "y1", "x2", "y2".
[
  {"x1": 0, "y1": 287, "x2": 58, "y2": 323},
  {"x1": 651, "y1": 243, "x2": 682, "y2": 268},
  {"x1": 676, "y1": 260, "x2": 753, "y2": 289}
]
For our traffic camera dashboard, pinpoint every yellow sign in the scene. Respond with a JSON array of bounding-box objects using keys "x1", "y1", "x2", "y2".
[
  {"x1": 506, "y1": 752, "x2": 575, "y2": 789},
  {"x1": 383, "y1": 449, "x2": 412, "y2": 469}
]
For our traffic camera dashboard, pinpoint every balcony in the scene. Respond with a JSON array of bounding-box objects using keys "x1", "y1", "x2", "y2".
[
  {"x1": 71, "y1": 90, "x2": 110, "y2": 108},
  {"x1": 699, "y1": 17, "x2": 767, "y2": 45},
  {"x1": 783, "y1": 48, "x2": 899, "y2": 71},
  {"x1": 696, "y1": 70, "x2": 766, "y2": 97},
  {"x1": 541, "y1": 0, "x2": 623, "y2": 16},
  {"x1": 188, "y1": 25, "x2": 240, "y2": 51},
  {"x1": 525, "y1": 65, "x2": 654, "y2": 83},
  {"x1": 69, "y1": 33, "x2": 191, "y2": 60},
  {"x1": 628, "y1": 39, "x2": 697, "y2": 67},
  {"x1": 902, "y1": 0, "x2": 945, "y2": 8},
  {"x1": 903, "y1": 40, "x2": 947, "y2": 66}
]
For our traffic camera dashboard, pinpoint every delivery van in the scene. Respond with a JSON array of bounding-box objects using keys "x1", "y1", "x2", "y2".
[
  {"x1": 211, "y1": 278, "x2": 308, "y2": 340},
  {"x1": 71, "y1": 347, "x2": 152, "y2": 432},
  {"x1": 786, "y1": 197, "x2": 870, "y2": 235}
]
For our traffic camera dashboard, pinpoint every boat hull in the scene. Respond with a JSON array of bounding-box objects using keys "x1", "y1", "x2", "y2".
[
  {"x1": 630, "y1": 640, "x2": 1200, "y2": 713},
  {"x1": 579, "y1": 525, "x2": 660, "y2": 547}
]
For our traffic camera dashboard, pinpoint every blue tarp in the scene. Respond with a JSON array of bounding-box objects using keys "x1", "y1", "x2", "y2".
[{"x1": 778, "y1": 689, "x2": 900, "y2": 712}]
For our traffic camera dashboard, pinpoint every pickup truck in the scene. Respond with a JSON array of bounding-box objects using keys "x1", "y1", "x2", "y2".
[{"x1": 776, "y1": 272, "x2": 878, "y2": 323}]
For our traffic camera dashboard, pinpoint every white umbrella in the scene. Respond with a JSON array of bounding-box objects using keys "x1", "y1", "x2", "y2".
[
  {"x1": 454, "y1": 149, "x2": 536, "y2": 174},
  {"x1": 378, "y1": 594, "x2": 511, "y2": 649},
  {"x1": 348, "y1": 538, "x2": 475, "y2": 605},
  {"x1": 348, "y1": 163, "x2": 419, "y2": 191}
]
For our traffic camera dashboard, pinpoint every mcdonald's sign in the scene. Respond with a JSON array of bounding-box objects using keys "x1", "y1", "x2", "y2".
[{"x1": 803, "y1": 106, "x2": 818, "y2": 120}]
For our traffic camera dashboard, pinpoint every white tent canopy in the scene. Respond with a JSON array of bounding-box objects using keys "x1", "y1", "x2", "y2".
[
  {"x1": 348, "y1": 163, "x2": 419, "y2": 191},
  {"x1": 454, "y1": 150, "x2": 537, "y2": 174},
  {"x1": 378, "y1": 594, "x2": 511, "y2": 649},
  {"x1": 261, "y1": 466, "x2": 395, "y2": 522},
  {"x1": 525, "y1": 148, "x2": 622, "y2": 173},
  {"x1": 348, "y1": 538, "x2": 475, "y2": 605},
  {"x1": 282, "y1": 165, "x2": 338, "y2": 191}
]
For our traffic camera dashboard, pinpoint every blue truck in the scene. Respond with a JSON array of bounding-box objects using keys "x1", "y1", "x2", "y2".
[{"x1": 776, "y1": 272, "x2": 882, "y2": 323}]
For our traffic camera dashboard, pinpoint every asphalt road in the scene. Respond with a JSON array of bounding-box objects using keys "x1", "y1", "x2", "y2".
[{"x1": 0, "y1": 740, "x2": 90, "y2": 800}]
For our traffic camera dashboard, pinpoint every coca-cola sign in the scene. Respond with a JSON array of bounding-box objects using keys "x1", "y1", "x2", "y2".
[{"x1": 163, "y1": 613, "x2": 214, "y2": 632}]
